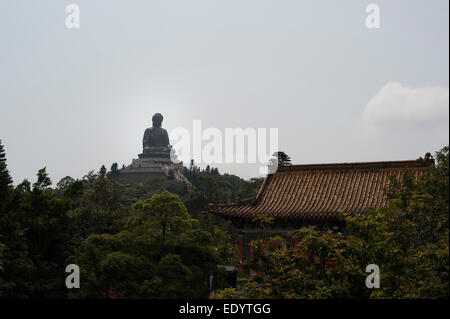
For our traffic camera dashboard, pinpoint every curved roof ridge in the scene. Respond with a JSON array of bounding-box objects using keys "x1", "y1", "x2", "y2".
[{"x1": 277, "y1": 158, "x2": 434, "y2": 172}]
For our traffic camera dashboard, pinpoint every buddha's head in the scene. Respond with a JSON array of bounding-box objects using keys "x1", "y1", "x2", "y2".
[{"x1": 152, "y1": 113, "x2": 163, "y2": 128}]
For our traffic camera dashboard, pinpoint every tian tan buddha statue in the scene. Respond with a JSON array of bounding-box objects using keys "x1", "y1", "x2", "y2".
[{"x1": 139, "y1": 113, "x2": 172, "y2": 159}]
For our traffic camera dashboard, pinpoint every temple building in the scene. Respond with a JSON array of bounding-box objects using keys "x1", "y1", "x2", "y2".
[{"x1": 207, "y1": 154, "x2": 434, "y2": 262}]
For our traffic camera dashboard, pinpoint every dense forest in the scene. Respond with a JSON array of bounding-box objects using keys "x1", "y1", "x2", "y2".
[
  {"x1": 0, "y1": 140, "x2": 263, "y2": 298},
  {"x1": 0, "y1": 140, "x2": 448, "y2": 298}
]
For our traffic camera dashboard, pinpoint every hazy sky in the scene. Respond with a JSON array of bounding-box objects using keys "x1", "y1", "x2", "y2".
[{"x1": 1, "y1": 0, "x2": 448, "y2": 184}]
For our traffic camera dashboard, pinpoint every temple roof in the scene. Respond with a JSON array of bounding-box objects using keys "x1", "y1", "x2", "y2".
[{"x1": 207, "y1": 157, "x2": 434, "y2": 223}]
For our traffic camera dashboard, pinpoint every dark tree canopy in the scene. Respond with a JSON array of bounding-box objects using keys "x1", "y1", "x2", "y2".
[
  {"x1": 110, "y1": 163, "x2": 119, "y2": 173},
  {"x1": 57, "y1": 176, "x2": 75, "y2": 189},
  {"x1": 99, "y1": 165, "x2": 107, "y2": 176},
  {"x1": 0, "y1": 140, "x2": 13, "y2": 205},
  {"x1": 274, "y1": 151, "x2": 292, "y2": 165}
]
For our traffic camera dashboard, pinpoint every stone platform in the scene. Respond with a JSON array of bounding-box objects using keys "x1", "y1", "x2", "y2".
[{"x1": 110, "y1": 156, "x2": 189, "y2": 185}]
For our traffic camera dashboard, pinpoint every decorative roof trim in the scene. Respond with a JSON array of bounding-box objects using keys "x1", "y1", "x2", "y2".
[{"x1": 275, "y1": 158, "x2": 434, "y2": 173}]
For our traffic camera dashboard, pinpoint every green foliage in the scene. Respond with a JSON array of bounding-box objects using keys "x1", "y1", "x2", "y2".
[
  {"x1": 0, "y1": 145, "x2": 34, "y2": 297},
  {"x1": 110, "y1": 163, "x2": 119, "y2": 174},
  {"x1": 238, "y1": 177, "x2": 264, "y2": 199},
  {"x1": 0, "y1": 140, "x2": 13, "y2": 208},
  {"x1": 273, "y1": 151, "x2": 292, "y2": 166},
  {"x1": 214, "y1": 146, "x2": 449, "y2": 299},
  {"x1": 69, "y1": 192, "x2": 230, "y2": 298},
  {"x1": 210, "y1": 287, "x2": 241, "y2": 299},
  {"x1": 116, "y1": 177, "x2": 188, "y2": 206},
  {"x1": 99, "y1": 165, "x2": 107, "y2": 177},
  {"x1": 56, "y1": 176, "x2": 75, "y2": 190},
  {"x1": 0, "y1": 141, "x2": 241, "y2": 298},
  {"x1": 1, "y1": 166, "x2": 73, "y2": 297},
  {"x1": 184, "y1": 160, "x2": 245, "y2": 203}
]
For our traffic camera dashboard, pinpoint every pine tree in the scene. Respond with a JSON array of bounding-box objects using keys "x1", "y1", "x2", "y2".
[
  {"x1": 0, "y1": 140, "x2": 34, "y2": 298},
  {"x1": 191, "y1": 170, "x2": 198, "y2": 187},
  {"x1": 274, "y1": 151, "x2": 292, "y2": 166},
  {"x1": 0, "y1": 140, "x2": 13, "y2": 209},
  {"x1": 99, "y1": 165, "x2": 107, "y2": 177},
  {"x1": 110, "y1": 163, "x2": 119, "y2": 174}
]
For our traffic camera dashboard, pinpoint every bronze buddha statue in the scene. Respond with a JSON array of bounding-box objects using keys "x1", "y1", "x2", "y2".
[{"x1": 140, "y1": 113, "x2": 172, "y2": 158}]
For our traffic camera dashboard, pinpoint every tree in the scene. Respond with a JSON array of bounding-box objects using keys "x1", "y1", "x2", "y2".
[
  {"x1": 110, "y1": 163, "x2": 119, "y2": 174},
  {"x1": 0, "y1": 143, "x2": 252, "y2": 298},
  {"x1": 57, "y1": 176, "x2": 75, "y2": 189},
  {"x1": 69, "y1": 191, "x2": 226, "y2": 298},
  {"x1": 68, "y1": 173, "x2": 126, "y2": 243},
  {"x1": 26, "y1": 168, "x2": 73, "y2": 297},
  {"x1": 0, "y1": 167, "x2": 74, "y2": 297},
  {"x1": 0, "y1": 140, "x2": 13, "y2": 208},
  {"x1": 134, "y1": 191, "x2": 190, "y2": 246},
  {"x1": 0, "y1": 141, "x2": 35, "y2": 298},
  {"x1": 1, "y1": 143, "x2": 242, "y2": 298},
  {"x1": 99, "y1": 165, "x2": 107, "y2": 177},
  {"x1": 273, "y1": 151, "x2": 291, "y2": 166},
  {"x1": 239, "y1": 177, "x2": 264, "y2": 199}
]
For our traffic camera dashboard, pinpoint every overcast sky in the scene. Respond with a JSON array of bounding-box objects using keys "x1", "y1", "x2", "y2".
[{"x1": 1, "y1": 0, "x2": 448, "y2": 184}]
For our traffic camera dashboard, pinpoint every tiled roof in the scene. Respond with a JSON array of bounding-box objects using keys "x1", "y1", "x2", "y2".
[{"x1": 208, "y1": 157, "x2": 434, "y2": 222}]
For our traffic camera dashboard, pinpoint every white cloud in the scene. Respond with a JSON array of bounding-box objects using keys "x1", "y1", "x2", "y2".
[{"x1": 363, "y1": 82, "x2": 449, "y2": 128}]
